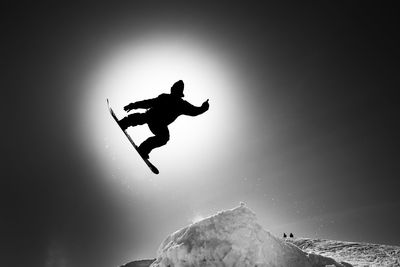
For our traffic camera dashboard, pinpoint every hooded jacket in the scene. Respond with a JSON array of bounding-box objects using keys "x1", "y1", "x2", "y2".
[{"x1": 131, "y1": 93, "x2": 208, "y2": 126}]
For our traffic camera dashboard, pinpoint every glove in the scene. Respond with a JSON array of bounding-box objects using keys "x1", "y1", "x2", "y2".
[
  {"x1": 201, "y1": 99, "x2": 210, "y2": 111},
  {"x1": 124, "y1": 103, "x2": 137, "y2": 112}
]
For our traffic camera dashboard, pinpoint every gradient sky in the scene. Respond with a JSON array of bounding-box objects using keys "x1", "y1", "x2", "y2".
[{"x1": 3, "y1": 2, "x2": 400, "y2": 267}]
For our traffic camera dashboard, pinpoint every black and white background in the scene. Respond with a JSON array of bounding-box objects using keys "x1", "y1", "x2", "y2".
[{"x1": 2, "y1": 2, "x2": 399, "y2": 267}]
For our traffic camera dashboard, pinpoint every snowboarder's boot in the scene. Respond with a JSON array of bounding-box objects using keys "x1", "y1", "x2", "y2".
[
  {"x1": 118, "y1": 117, "x2": 130, "y2": 131},
  {"x1": 137, "y1": 146, "x2": 150, "y2": 159}
]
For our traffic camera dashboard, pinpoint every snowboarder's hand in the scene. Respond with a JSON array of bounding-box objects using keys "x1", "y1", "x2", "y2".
[
  {"x1": 201, "y1": 99, "x2": 210, "y2": 111},
  {"x1": 124, "y1": 103, "x2": 136, "y2": 112}
]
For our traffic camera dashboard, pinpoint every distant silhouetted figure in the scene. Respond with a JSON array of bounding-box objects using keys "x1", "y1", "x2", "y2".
[
  {"x1": 283, "y1": 233, "x2": 287, "y2": 238},
  {"x1": 289, "y1": 233, "x2": 294, "y2": 238},
  {"x1": 119, "y1": 80, "x2": 209, "y2": 159}
]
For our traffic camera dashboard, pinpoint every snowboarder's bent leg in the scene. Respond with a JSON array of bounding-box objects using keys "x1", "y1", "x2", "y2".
[
  {"x1": 119, "y1": 113, "x2": 147, "y2": 130},
  {"x1": 138, "y1": 124, "x2": 169, "y2": 159}
]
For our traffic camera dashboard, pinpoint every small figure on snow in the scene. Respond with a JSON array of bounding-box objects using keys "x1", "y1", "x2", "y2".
[
  {"x1": 283, "y1": 233, "x2": 287, "y2": 238},
  {"x1": 289, "y1": 233, "x2": 294, "y2": 238},
  {"x1": 119, "y1": 80, "x2": 210, "y2": 159}
]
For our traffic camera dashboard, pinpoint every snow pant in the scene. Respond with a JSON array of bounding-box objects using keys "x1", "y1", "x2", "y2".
[{"x1": 119, "y1": 113, "x2": 170, "y2": 155}]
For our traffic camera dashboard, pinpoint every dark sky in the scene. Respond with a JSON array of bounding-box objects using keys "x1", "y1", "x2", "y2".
[{"x1": 3, "y1": 2, "x2": 400, "y2": 267}]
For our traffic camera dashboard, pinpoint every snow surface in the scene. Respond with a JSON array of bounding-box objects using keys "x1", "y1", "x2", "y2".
[
  {"x1": 121, "y1": 204, "x2": 400, "y2": 267},
  {"x1": 148, "y1": 203, "x2": 350, "y2": 267},
  {"x1": 122, "y1": 238, "x2": 400, "y2": 267},
  {"x1": 288, "y1": 238, "x2": 400, "y2": 267}
]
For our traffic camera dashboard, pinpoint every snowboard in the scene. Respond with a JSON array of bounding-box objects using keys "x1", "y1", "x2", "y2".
[{"x1": 107, "y1": 99, "x2": 159, "y2": 174}]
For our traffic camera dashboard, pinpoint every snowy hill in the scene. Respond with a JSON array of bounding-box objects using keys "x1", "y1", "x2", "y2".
[
  {"x1": 287, "y1": 238, "x2": 400, "y2": 267},
  {"x1": 119, "y1": 204, "x2": 399, "y2": 267},
  {"x1": 150, "y1": 203, "x2": 351, "y2": 267},
  {"x1": 122, "y1": 238, "x2": 400, "y2": 267}
]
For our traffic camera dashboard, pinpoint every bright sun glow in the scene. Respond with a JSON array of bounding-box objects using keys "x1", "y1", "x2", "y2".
[{"x1": 80, "y1": 33, "x2": 243, "y2": 181}]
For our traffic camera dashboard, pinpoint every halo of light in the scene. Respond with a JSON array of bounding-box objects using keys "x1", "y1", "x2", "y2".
[{"x1": 80, "y1": 33, "x2": 243, "y2": 181}]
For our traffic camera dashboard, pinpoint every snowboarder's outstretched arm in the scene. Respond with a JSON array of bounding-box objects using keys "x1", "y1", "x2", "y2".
[
  {"x1": 182, "y1": 99, "x2": 209, "y2": 116},
  {"x1": 124, "y1": 98, "x2": 157, "y2": 112}
]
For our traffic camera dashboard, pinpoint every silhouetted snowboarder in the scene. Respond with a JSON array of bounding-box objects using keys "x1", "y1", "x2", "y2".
[
  {"x1": 283, "y1": 233, "x2": 287, "y2": 238},
  {"x1": 289, "y1": 233, "x2": 294, "y2": 238},
  {"x1": 107, "y1": 80, "x2": 209, "y2": 174},
  {"x1": 119, "y1": 80, "x2": 209, "y2": 159}
]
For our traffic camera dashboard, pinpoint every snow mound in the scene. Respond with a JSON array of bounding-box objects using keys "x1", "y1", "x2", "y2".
[
  {"x1": 150, "y1": 203, "x2": 350, "y2": 267},
  {"x1": 289, "y1": 238, "x2": 400, "y2": 267}
]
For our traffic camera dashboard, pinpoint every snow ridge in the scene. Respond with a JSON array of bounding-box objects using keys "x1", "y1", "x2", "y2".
[
  {"x1": 150, "y1": 204, "x2": 350, "y2": 267},
  {"x1": 289, "y1": 238, "x2": 400, "y2": 267}
]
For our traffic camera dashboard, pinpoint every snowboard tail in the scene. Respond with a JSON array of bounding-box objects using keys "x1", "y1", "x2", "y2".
[{"x1": 107, "y1": 99, "x2": 159, "y2": 174}]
